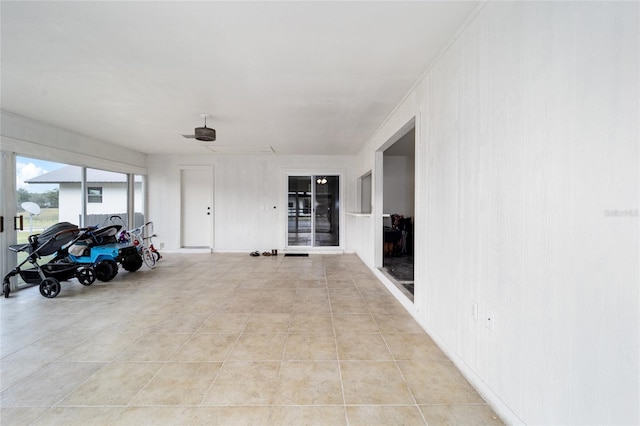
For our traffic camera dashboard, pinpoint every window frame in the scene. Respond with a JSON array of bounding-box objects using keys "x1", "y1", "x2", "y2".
[{"x1": 87, "y1": 186, "x2": 103, "y2": 203}]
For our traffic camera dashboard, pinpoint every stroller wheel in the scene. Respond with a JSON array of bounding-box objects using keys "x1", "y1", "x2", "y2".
[
  {"x1": 95, "y1": 259, "x2": 118, "y2": 282},
  {"x1": 76, "y1": 267, "x2": 96, "y2": 286},
  {"x1": 3, "y1": 283, "x2": 10, "y2": 298},
  {"x1": 39, "y1": 278, "x2": 61, "y2": 298}
]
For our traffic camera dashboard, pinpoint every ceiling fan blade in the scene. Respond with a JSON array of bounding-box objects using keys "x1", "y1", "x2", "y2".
[{"x1": 182, "y1": 134, "x2": 196, "y2": 138}]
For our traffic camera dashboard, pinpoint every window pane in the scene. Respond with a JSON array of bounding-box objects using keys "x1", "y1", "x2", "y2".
[
  {"x1": 288, "y1": 176, "x2": 312, "y2": 246},
  {"x1": 134, "y1": 174, "x2": 145, "y2": 228},
  {"x1": 359, "y1": 172, "x2": 372, "y2": 214},
  {"x1": 15, "y1": 156, "x2": 67, "y2": 288},
  {"x1": 314, "y1": 176, "x2": 339, "y2": 246}
]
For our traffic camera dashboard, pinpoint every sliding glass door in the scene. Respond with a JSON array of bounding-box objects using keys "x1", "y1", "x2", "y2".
[{"x1": 287, "y1": 175, "x2": 339, "y2": 247}]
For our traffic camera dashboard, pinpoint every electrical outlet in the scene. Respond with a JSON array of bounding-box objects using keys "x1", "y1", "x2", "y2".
[
  {"x1": 471, "y1": 300, "x2": 478, "y2": 320},
  {"x1": 486, "y1": 310, "x2": 495, "y2": 331}
]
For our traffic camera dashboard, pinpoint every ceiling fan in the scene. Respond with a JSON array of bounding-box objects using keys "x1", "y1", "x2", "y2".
[{"x1": 182, "y1": 114, "x2": 216, "y2": 142}]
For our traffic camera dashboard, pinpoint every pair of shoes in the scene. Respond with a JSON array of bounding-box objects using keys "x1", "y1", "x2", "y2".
[
  {"x1": 271, "y1": 249, "x2": 278, "y2": 256},
  {"x1": 250, "y1": 251, "x2": 260, "y2": 257},
  {"x1": 262, "y1": 251, "x2": 271, "y2": 256}
]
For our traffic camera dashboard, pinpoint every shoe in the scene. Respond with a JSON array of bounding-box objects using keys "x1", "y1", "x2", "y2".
[
  {"x1": 262, "y1": 251, "x2": 271, "y2": 256},
  {"x1": 250, "y1": 251, "x2": 260, "y2": 257}
]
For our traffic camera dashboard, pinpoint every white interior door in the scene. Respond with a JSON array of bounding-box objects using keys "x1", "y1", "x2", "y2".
[{"x1": 181, "y1": 167, "x2": 213, "y2": 248}]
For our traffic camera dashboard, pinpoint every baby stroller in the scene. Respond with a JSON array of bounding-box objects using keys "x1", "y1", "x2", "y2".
[{"x1": 2, "y1": 222, "x2": 95, "y2": 298}]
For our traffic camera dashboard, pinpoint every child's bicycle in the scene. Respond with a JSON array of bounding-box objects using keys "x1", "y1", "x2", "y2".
[{"x1": 121, "y1": 221, "x2": 162, "y2": 269}]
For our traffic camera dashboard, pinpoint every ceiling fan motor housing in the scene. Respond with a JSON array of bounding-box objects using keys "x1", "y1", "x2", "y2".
[{"x1": 195, "y1": 126, "x2": 216, "y2": 141}]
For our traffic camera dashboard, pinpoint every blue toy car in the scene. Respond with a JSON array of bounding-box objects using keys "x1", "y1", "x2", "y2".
[
  {"x1": 67, "y1": 241, "x2": 142, "y2": 282},
  {"x1": 65, "y1": 223, "x2": 143, "y2": 280}
]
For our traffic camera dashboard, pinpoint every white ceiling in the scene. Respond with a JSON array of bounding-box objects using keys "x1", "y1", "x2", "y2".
[{"x1": 1, "y1": 1, "x2": 479, "y2": 156}]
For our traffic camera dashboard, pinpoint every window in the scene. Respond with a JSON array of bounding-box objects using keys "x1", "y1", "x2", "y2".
[
  {"x1": 358, "y1": 172, "x2": 372, "y2": 214},
  {"x1": 87, "y1": 187, "x2": 103, "y2": 203}
]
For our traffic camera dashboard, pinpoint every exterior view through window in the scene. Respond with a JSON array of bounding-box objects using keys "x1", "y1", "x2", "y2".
[{"x1": 14, "y1": 157, "x2": 144, "y2": 287}]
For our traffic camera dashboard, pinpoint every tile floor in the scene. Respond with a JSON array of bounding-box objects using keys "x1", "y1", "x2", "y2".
[{"x1": 0, "y1": 253, "x2": 503, "y2": 425}]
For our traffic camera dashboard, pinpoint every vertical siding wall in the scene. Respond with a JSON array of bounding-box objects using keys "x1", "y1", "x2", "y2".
[
  {"x1": 147, "y1": 154, "x2": 354, "y2": 252},
  {"x1": 351, "y1": 2, "x2": 639, "y2": 424}
]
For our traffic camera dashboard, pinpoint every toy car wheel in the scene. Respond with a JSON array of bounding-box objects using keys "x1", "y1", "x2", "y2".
[
  {"x1": 76, "y1": 267, "x2": 96, "y2": 286},
  {"x1": 142, "y1": 248, "x2": 156, "y2": 269},
  {"x1": 122, "y1": 255, "x2": 143, "y2": 272},
  {"x1": 39, "y1": 278, "x2": 61, "y2": 298},
  {"x1": 3, "y1": 283, "x2": 10, "y2": 298},
  {"x1": 95, "y1": 259, "x2": 118, "y2": 282}
]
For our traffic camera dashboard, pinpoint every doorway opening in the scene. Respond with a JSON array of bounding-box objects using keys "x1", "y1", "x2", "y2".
[
  {"x1": 381, "y1": 127, "x2": 415, "y2": 298},
  {"x1": 287, "y1": 175, "x2": 340, "y2": 248}
]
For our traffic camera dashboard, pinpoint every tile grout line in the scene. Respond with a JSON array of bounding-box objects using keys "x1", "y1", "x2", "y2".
[{"x1": 329, "y1": 260, "x2": 351, "y2": 425}]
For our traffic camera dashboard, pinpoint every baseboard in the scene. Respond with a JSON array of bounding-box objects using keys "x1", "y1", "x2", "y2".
[{"x1": 164, "y1": 247, "x2": 212, "y2": 254}]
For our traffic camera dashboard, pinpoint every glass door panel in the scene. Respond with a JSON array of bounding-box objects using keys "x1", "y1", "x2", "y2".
[
  {"x1": 314, "y1": 176, "x2": 339, "y2": 247},
  {"x1": 288, "y1": 176, "x2": 312, "y2": 246},
  {"x1": 15, "y1": 156, "x2": 67, "y2": 288}
]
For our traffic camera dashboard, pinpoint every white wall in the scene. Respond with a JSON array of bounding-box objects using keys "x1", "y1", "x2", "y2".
[
  {"x1": 350, "y1": 2, "x2": 639, "y2": 424},
  {"x1": 147, "y1": 154, "x2": 354, "y2": 252}
]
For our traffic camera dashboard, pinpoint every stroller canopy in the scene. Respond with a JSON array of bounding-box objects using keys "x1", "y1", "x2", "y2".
[{"x1": 31, "y1": 222, "x2": 80, "y2": 256}]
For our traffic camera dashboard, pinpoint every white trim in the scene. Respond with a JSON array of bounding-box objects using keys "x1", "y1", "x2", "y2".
[
  {"x1": 0, "y1": 151, "x2": 17, "y2": 291},
  {"x1": 164, "y1": 248, "x2": 212, "y2": 254},
  {"x1": 373, "y1": 151, "x2": 384, "y2": 268}
]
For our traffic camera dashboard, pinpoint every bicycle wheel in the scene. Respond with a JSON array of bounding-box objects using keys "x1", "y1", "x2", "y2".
[{"x1": 142, "y1": 247, "x2": 156, "y2": 269}]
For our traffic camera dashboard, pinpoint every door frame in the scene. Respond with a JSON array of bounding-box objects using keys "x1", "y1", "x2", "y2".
[
  {"x1": 282, "y1": 169, "x2": 346, "y2": 252},
  {"x1": 374, "y1": 117, "x2": 416, "y2": 269},
  {"x1": 0, "y1": 151, "x2": 17, "y2": 291},
  {"x1": 179, "y1": 165, "x2": 214, "y2": 252}
]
